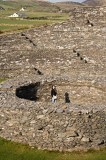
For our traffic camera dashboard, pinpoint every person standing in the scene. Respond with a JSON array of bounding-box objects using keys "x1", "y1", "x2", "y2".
[
  {"x1": 65, "y1": 92, "x2": 70, "y2": 103},
  {"x1": 51, "y1": 86, "x2": 57, "y2": 103}
]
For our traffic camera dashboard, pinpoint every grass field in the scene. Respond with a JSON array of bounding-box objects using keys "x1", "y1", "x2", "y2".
[
  {"x1": 0, "y1": 137, "x2": 106, "y2": 160},
  {"x1": 0, "y1": 11, "x2": 69, "y2": 33},
  {"x1": 0, "y1": 0, "x2": 69, "y2": 34}
]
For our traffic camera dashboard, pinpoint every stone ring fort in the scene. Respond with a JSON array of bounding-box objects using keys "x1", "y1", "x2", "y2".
[{"x1": 0, "y1": 6, "x2": 106, "y2": 151}]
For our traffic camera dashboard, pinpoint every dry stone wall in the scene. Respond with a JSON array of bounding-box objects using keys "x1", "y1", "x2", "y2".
[
  {"x1": 0, "y1": 105, "x2": 106, "y2": 152},
  {"x1": 0, "y1": 6, "x2": 106, "y2": 151}
]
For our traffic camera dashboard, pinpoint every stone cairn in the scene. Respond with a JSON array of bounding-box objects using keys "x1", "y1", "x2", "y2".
[{"x1": 0, "y1": 6, "x2": 106, "y2": 151}]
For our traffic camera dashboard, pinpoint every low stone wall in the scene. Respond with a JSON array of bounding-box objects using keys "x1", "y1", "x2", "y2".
[{"x1": 0, "y1": 104, "x2": 106, "y2": 151}]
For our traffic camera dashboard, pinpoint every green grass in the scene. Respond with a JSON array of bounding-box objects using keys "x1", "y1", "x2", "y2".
[
  {"x1": 0, "y1": 11, "x2": 69, "y2": 33},
  {"x1": 0, "y1": 25, "x2": 27, "y2": 31},
  {"x1": 0, "y1": 17, "x2": 66, "y2": 25},
  {"x1": 0, "y1": 78, "x2": 7, "y2": 83},
  {"x1": 0, "y1": 137, "x2": 106, "y2": 160},
  {"x1": 0, "y1": 18, "x2": 59, "y2": 33}
]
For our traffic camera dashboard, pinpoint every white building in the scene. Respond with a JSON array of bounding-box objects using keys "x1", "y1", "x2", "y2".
[
  {"x1": 20, "y1": 7, "x2": 25, "y2": 11},
  {"x1": 9, "y1": 13, "x2": 19, "y2": 18},
  {"x1": 8, "y1": 12, "x2": 27, "y2": 18}
]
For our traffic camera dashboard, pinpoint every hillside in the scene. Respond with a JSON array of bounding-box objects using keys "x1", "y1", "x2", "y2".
[
  {"x1": 0, "y1": 0, "x2": 60, "y2": 12},
  {"x1": 0, "y1": 0, "x2": 70, "y2": 34},
  {"x1": 55, "y1": 1, "x2": 84, "y2": 12},
  {"x1": 0, "y1": 0, "x2": 86, "y2": 12},
  {"x1": 83, "y1": 0, "x2": 106, "y2": 6}
]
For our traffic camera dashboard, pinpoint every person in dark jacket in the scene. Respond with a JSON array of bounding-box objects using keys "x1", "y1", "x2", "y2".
[
  {"x1": 65, "y1": 92, "x2": 70, "y2": 103},
  {"x1": 51, "y1": 86, "x2": 57, "y2": 103}
]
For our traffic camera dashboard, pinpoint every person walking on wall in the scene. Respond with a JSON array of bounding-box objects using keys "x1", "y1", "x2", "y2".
[{"x1": 51, "y1": 86, "x2": 57, "y2": 103}]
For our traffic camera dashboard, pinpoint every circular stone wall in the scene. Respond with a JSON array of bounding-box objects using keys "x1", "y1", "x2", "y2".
[{"x1": 0, "y1": 78, "x2": 106, "y2": 152}]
